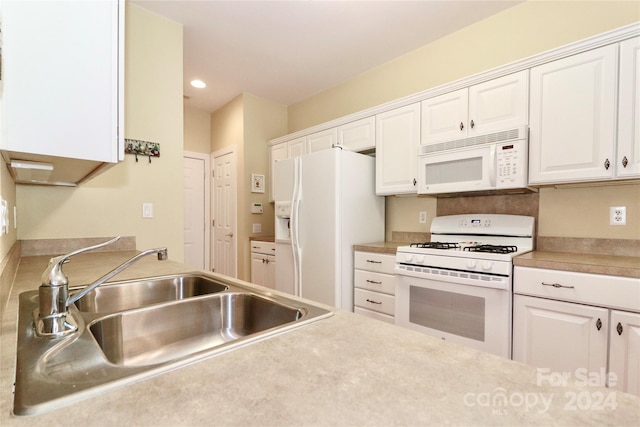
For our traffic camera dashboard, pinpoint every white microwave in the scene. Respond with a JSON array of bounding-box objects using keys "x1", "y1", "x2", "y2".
[{"x1": 417, "y1": 127, "x2": 534, "y2": 196}]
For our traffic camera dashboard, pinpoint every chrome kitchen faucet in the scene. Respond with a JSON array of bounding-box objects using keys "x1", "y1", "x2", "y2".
[{"x1": 35, "y1": 236, "x2": 168, "y2": 338}]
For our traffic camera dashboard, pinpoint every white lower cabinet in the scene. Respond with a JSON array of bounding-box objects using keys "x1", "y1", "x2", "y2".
[
  {"x1": 353, "y1": 251, "x2": 396, "y2": 323},
  {"x1": 513, "y1": 266, "x2": 640, "y2": 395},
  {"x1": 609, "y1": 310, "x2": 640, "y2": 395},
  {"x1": 513, "y1": 295, "x2": 608, "y2": 373},
  {"x1": 250, "y1": 241, "x2": 276, "y2": 289}
]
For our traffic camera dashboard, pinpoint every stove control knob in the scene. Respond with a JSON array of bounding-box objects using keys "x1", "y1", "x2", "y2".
[
  {"x1": 467, "y1": 260, "x2": 478, "y2": 269},
  {"x1": 405, "y1": 254, "x2": 414, "y2": 263},
  {"x1": 482, "y1": 261, "x2": 494, "y2": 271},
  {"x1": 416, "y1": 255, "x2": 425, "y2": 264}
]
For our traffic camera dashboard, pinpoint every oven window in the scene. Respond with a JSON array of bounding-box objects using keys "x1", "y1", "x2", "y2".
[
  {"x1": 409, "y1": 286, "x2": 485, "y2": 341},
  {"x1": 425, "y1": 156, "x2": 482, "y2": 185}
]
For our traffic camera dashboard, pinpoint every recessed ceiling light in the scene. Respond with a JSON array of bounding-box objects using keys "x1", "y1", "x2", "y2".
[{"x1": 190, "y1": 79, "x2": 206, "y2": 89}]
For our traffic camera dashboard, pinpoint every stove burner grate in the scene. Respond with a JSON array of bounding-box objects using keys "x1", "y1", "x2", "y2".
[
  {"x1": 463, "y1": 244, "x2": 518, "y2": 254},
  {"x1": 410, "y1": 242, "x2": 460, "y2": 250}
]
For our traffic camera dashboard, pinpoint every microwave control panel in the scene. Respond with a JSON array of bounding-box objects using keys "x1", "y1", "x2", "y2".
[{"x1": 496, "y1": 140, "x2": 527, "y2": 188}]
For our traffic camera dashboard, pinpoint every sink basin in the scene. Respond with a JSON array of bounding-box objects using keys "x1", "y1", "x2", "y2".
[
  {"x1": 13, "y1": 274, "x2": 332, "y2": 416},
  {"x1": 90, "y1": 292, "x2": 303, "y2": 366},
  {"x1": 74, "y1": 273, "x2": 228, "y2": 312}
]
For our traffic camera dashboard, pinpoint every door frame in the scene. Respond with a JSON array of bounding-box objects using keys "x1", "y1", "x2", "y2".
[
  {"x1": 211, "y1": 145, "x2": 238, "y2": 277},
  {"x1": 183, "y1": 151, "x2": 211, "y2": 271}
]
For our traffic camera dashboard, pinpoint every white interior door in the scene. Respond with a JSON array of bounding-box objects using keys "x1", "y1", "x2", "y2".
[
  {"x1": 183, "y1": 152, "x2": 209, "y2": 270},
  {"x1": 212, "y1": 148, "x2": 237, "y2": 277}
]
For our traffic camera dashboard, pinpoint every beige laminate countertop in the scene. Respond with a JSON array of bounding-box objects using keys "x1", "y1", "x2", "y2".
[
  {"x1": 2, "y1": 251, "x2": 639, "y2": 426},
  {"x1": 353, "y1": 241, "x2": 408, "y2": 255},
  {"x1": 514, "y1": 251, "x2": 640, "y2": 279}
]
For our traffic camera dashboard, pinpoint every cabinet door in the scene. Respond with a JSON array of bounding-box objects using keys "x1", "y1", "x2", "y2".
[
  {"x1": 288, "y1": 137, "x2": 307, "y2": 158},
  {"x1": 307, "y1": 128, "x2": 338, "y2": 153},
  {"x1": 617, "y1": 36, "x2": 640, "y2": 178},
  {"x1": 529, "y1": 45, "x2": 618, "y2": 184},
  {"x1": 250, "y1": 253, "x2": 267, "y2": 286},
  {"x1": 265, "y1": 255, "x2": 276, "y2": 290},
  {"x1": 468, "y1": 70, "x2": 529, "y2": 136},
  {"x1": 513, "y1": 295, "x2": 608, "y2": 374},
  {"x1": 269, "y1": 143, "x2": 288, "y2": 201},
  {"x1": 421, "y1": 89, "x2": 468, "y2": 145},
  {"x1": 1, "y1": 0, "x2": 122, "y2": 163},
  {"x1": 609, "y1": 310, "x2": 640, "y2": 395},
  {"x1": 338, "y1": 117, "x2": 375, "y2": 152},
  {"x1": 375, "y1": 103, "x2": 420, "y2": 195}
]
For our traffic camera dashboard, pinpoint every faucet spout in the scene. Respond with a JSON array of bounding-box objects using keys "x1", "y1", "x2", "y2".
[
  {"x1": 35, "y1": 237, "x2": 168, "y2": 338},
  {"x1": 67, "y1": 247, "x2": 168, "y2": 305}
]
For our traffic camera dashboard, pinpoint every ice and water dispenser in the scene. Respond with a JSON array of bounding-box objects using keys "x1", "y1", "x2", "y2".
[{"x1": 275, "y1": 202, "x2": 291, "y2": 243}]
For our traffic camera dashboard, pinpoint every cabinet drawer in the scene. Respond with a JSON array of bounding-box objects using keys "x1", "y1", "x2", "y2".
[
  {"x1": 354, "y1": 270, "x2": 395, "y2": 295},
  {"x1": 354, "y1": 307, "x2": 394, "y2": 324},
  {"x1": 514, "y1": 267, "x2": 640, "y2": 312},
  {"x1": 354, "y1": 251, "x2": 395, "y2": 274},
  {"x1": 250, "y1": 241, "x2": 276, "y2": 255},
  {"x1": 354, "y1": 288, "x2": 395, "y2": 316}
]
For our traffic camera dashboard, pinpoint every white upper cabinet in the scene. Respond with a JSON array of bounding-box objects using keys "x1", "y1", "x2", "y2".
[
  {"x1": 338, "y1": 116, "x2": 375, "y2": 152},
  {"x1": 617, "y1": 36, "x2": 640, "y2": 179},
  {"x1": 287, "y1": 136, "x2": 307, "y2": 158},
  {"x1": 528, "y1": 45, "x2": 618, "y2": 184},
  {"x1": 421, "y1": 71, "x2": 529, "y2": 146},
  {"x1": 375, "y1": 103, "x2": 420, "y2": 195},
  {"x1": 0, "y1": 0, "x2": 123, "y2": 184},
  {"x1": 307, "y1": 128, "x2": 338, "y2": 153}
]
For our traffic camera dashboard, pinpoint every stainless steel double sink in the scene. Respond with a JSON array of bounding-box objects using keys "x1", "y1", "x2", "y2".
[{"x1": 14, "y1": 273, "x2": 332, "y2": 416}]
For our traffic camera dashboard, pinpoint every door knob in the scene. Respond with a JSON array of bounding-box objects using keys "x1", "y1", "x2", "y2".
[{"x1": 225, "y1": 232, "x2": 234, "y2": 238}]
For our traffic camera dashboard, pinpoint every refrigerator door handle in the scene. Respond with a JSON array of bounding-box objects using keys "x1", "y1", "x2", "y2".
[{"x1": 291, "y1": 157, "x2": 302, "y2": 298}]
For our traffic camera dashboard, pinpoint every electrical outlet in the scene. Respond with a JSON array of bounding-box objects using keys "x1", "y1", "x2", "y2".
[
  {"x1": 610, "y1": 206, "x2": 626, "y2": 225},
  {"x1": 419, "y1": 211, "x2": 427, "y2": 224}
]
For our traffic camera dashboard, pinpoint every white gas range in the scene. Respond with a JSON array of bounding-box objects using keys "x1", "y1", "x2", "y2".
[{"x1": 394, "y1": 214, "x2": 535, "y2": 359}]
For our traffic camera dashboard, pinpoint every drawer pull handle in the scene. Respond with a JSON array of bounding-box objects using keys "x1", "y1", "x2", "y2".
[
  {"x1": 596, "y1": 318, "x2": 602, "y2": 331},
  {"x1": 366, "y1": 260, "x2": 382, "y2": 264},
  {"x1": 617, "y1": 322, "x2": 623, "y2": 336},
  {"x1": 541, "y1": 282, "x2": 575, "y2": 289},
  {"x1": 366, "y1": 299, "x2": 382, "y2": 305},
  {"x1": 366, "y1": 280, "x2": 382, "y2": 284}
]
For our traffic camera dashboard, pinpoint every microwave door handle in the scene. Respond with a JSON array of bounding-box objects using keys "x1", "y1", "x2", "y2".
[{"x1": 489, "y1": 145, "x2": 497, "y2": 187}]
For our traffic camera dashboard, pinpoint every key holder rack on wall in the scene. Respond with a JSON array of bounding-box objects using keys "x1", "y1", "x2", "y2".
[{"x1": 124, "y1": 139, "x2": 160, "y2": 163}]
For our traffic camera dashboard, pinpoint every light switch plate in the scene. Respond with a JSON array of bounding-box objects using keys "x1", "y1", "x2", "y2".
[
  {"x1": 142, "y1": 203, "x2": 153, "y2": 219},
  {"x1": 252, "y1": 223, "x2": 262, "y2": 233}
]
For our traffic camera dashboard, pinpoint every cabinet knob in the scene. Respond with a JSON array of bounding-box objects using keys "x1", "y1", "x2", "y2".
[
  {"x1": 412, "y1": 178, "x2": 417, "y2": 186},
  {"x1": 616, "y1": 322, "x2": 623, "y2": 336},
  {"x1": 596, "y1": 318, "x2": 602, "y2": 331},
  {"x1": 470, "y1": 119, "x2": 475, "y2": 129},
  {"x1": 459, "y1": 122, "x2": 464, "y2": 131},
  {"x1": 622, "y1": 156, "x2": 629, "y2": 168},
  {"x1": 604, "y1": 158, "x2": 610, "y2": 170}
]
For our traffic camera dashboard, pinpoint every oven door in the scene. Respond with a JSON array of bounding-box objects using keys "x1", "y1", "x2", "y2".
[
  {"x1": 417, "y1": 144, "x2": 495, "y2": 195},
  {"x1": 395, "y1": 273, "x2": 511, "y2": 359}
]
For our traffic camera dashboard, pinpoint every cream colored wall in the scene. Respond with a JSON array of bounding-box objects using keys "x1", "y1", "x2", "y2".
[
  {"x1": 288, "y1": 1, "x2": 639, "y2": 131},
  {"x1": 285, "y1": 0, "x2": 640, "y2": 241},
  {"x1": 0, "y1": 162, "x2": 17, "y2": 261},
  {"x1": 184, "y1": 106, "x2": 212, "y2": 154},
  {"x1": 385, "y1": 196, "x2": 437, "y2": 242},
  {"x1": 241, "y1": 93, "x2": 287, "y2": 279},
  {"x1": 16, "y1": 4, "x2": 186, "y2": 259},
  {"x1": 539, "y1": 184, "x2": 640, "y2": 239},
  {"x1": 210, "y1": 93, "x2": 287, "y2": 280}
]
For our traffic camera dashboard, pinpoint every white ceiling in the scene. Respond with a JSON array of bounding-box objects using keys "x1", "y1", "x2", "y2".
[{"x1": 131, "y1": 0, "x2": 523, "y2": 113}]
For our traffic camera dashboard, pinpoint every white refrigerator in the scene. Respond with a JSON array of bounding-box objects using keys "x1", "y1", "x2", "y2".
[{"x1": 273, "y1": 148, "x2": 385, "y2": 310}]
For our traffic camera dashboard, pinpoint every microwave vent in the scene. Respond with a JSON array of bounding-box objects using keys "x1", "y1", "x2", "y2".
[{"x1": 420, "y1": 127, "x2": 527, "y2": 155}]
